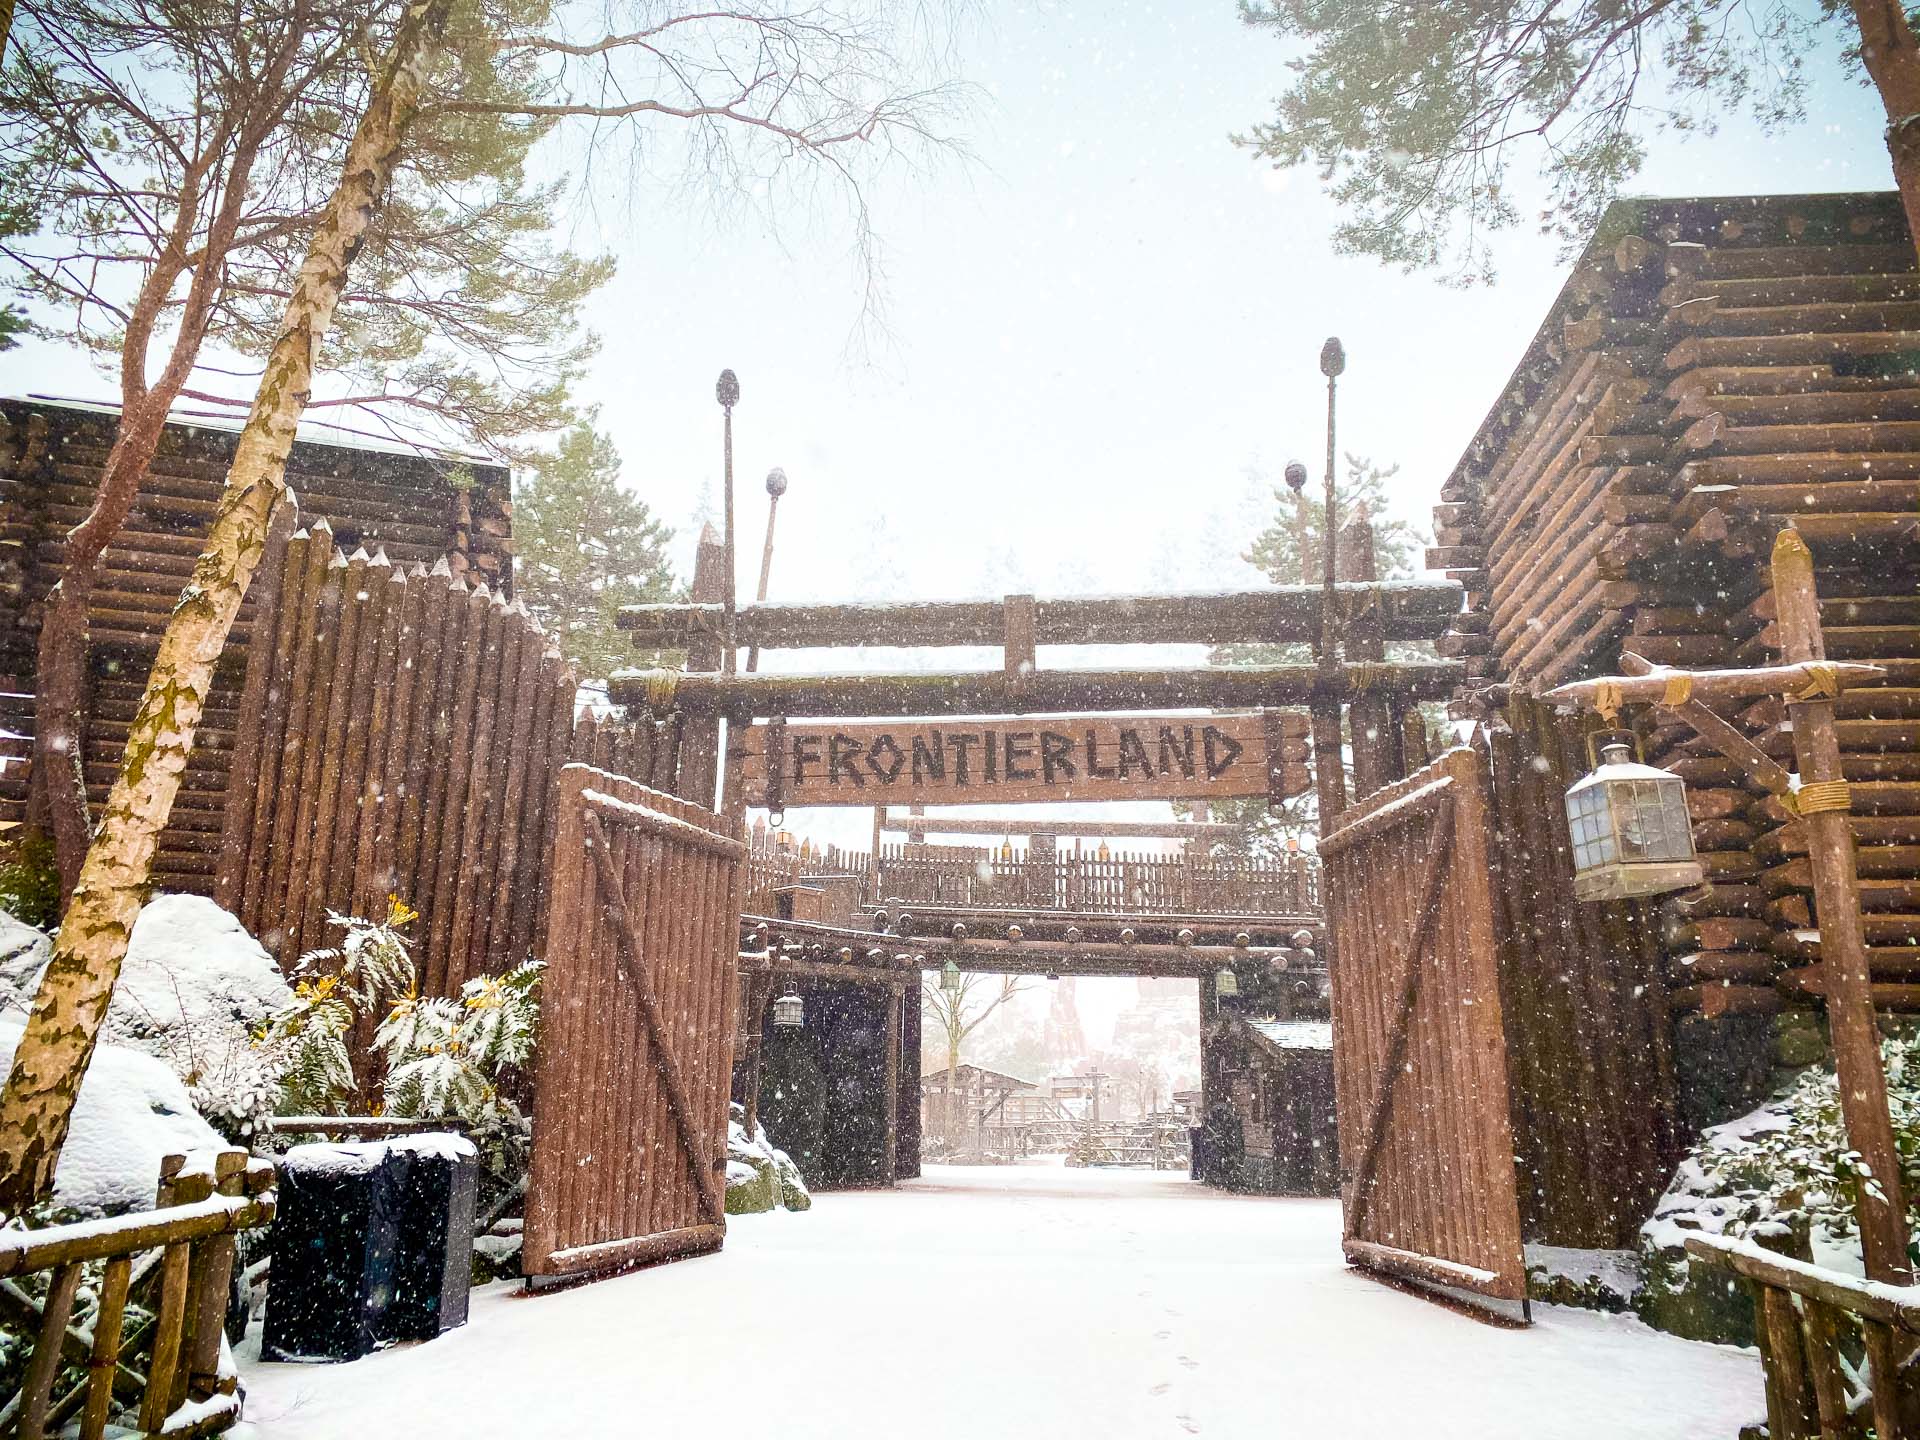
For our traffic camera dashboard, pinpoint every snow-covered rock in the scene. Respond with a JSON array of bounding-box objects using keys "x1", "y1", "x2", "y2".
[
  {"x1": 0, "y1": 895, "x2": 292, "y2": 1136},
  {"x1": 725, "y1": 1104, "x2": 811, "y2": 1214},
  {"x1": 0, "y1": 1019, "x2": 223, "y2": 1215}
]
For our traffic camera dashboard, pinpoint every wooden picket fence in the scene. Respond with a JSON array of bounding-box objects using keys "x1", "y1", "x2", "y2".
[
  {"x1": 211, "y1": 518, "x2": 675, "y2": 997},
  {"x1": 742, "y1": 835, "x2": 1321, "y2": 919}
]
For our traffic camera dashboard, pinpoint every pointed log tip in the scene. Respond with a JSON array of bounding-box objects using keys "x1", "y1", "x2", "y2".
[
  {"x1": 430, "y1": 555, "x2": 453, "y2": 578},
  {"x1": 328, "y1": 548, "x2": 349, "y2": 568},
  {"x1": 407, "y1": 560, "x2": 429, "y2": 578},
  {"x1": 369, "y1": 547, "x2": 392, "y2": 568},
  {"x1": 311, "y1": 517, "x2": 334, "y2": 537},
  {"x1": 1771, "y1": 526, "x2": 1812, "y2": 567},
  {"x1": 348, "y1": 545, "x2": 372, "y2": 563}
]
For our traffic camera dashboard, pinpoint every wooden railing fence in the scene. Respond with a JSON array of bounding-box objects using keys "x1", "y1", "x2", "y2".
[
  {"x1": 1687, "y1": 1233, "x2": 1919, "y2": 1439},
  {"x1": 0, "y1": 1148, "x2": 274, "y2": 1440},
  {"x1": 743, "y1": 838, "x2": 1321, "y2": 919}
]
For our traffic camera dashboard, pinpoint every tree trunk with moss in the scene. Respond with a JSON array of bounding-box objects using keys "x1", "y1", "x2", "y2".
[{"x1": 0, "y1": 0, "x2": 451, "y2": 1212}]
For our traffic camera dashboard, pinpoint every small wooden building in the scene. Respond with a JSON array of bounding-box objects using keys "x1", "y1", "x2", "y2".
[
  {"x1": 0, "y1": 396, "x2": 513, "y2": 891},
  {"x1": 1424, "y1": 190, "x2": 1920, "y2": 1127},
  {"x1": 1199, "y1": 1016, "x2": 1338, "y2": 1197}
]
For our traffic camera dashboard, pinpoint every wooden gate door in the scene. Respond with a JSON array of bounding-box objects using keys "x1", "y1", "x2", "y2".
[
  {"x1": 1318, "y1": 746, "x2": 1528, "y2": 1312},
  {"x1": 525, "y1": 764, "x2": 745, "y2": 1280}
]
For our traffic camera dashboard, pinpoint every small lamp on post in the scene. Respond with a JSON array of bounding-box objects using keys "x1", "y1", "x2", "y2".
[
  {"x1": 1214, "y1": 965, "x2": 1240, "y2": 1005},
  {"x1": 1564, "y1": 738, "x2": 1702, "y2": 901},
  {"x1": 941, "y1": 957, "x2": 963, "y2": 1000},
  {"x1": 772, "y1": 982, "x2": 805, "y2": 1029}
]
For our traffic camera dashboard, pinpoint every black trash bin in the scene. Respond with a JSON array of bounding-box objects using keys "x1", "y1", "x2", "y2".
[
  {"x1": 390, "y1": 1134, "x2": 479, "y2": 1339},
  {"x1": 263, "y1": 1134, "x2": 479, "y2": 1361},
  {"x1": 262, "y1": 1143, "x2": 408, "y2": 1362}
]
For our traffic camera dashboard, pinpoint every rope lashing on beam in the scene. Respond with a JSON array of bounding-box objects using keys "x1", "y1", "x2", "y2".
[
  {"x1": 1347, "y1": 662, "x2": 1393, "y2": 693},
  {"x1": 634, "y1": 668, "x2": 680, "y2": 715},
  {"x1": 1592, "y1": 678, "x2": 1624, "y2": 725},
  {"x1": 1790, "y1": 663, "x2": 1842, "y2": 702},
  {"x1": 1786, "y1": 780, "x2": 1851, "y2": 817},
  {"x1": 1660, "y1": 673, "x2": 1694, "y2": 708}
]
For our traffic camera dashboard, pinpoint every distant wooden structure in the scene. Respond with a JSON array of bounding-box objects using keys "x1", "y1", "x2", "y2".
[
  {"x1": 1201, "y1": 1017, "x2": 1338, "y2": 1198},
  {"x1": 0, "y1": 396, "x2": 512, "y2": 891}
]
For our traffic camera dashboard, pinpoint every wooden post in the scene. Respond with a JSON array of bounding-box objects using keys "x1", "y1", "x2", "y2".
[
  {"x1": 883, "y1": 981, "x2": 902, "y2": 1185},
  {"x1": 1771, "y1": 530, "x2": 1912, "y2": 1285},
  {"x1": 1341, "y1": 505, "x2": 1398, "y2": 798},
  {"x1": 677, "y1": 525, "x2": 728, "y2": 808}
]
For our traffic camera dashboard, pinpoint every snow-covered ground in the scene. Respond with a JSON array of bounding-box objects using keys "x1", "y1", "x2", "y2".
[{"x1": 235, "y1": 1161, "x2": 1763, "y2": 1439}]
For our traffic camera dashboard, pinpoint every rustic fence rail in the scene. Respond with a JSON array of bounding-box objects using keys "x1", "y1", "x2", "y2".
[
  {"x1": 1686, "y1": 1232, "x2": 1919, "y2": 1439},
  {"x1": 0, "y1": 1147, "x2": 273, "y2": 1440},
  {"x1": 743, "y1": 838, "x2": 1320, "y2": 918}
]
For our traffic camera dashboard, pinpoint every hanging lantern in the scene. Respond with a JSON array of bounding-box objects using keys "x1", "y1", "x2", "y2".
[
  {"x1": 941, "y1": 957, "x2": 963, "y2": 998},
  {"x1": 1564, "y1": 739, "x2": 1702, "y2": 902},
  {"x1": 772, "y1": 983, "x2": 804, "y2": 1029},
  {"x1": 1215, "y1": 966, "x2": 1240, "y2": 999}
]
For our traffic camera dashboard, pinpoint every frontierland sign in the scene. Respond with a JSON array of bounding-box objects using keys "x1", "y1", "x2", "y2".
[{"x1": 731, "y1": 712, "x2": 1310, "y2": 809}]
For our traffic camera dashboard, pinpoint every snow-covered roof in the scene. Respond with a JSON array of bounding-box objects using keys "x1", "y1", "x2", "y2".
[
  {"x1": 8, "y1": 393, "x2": 498, "y2": 467},
  {"x1": 1244, "y1": 1018, "x2": 1332, "y2": 1053}
]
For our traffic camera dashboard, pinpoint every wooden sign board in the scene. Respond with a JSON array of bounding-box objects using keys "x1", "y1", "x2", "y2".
[{"x1": 731, "y1": 712, "x2": 1311, "y2": 809}]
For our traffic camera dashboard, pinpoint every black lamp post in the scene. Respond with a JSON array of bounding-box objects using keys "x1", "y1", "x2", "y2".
[
  {"x1": 1317, "y1": 338, "x2": 1345, "y2": 667},
  {"x1": 716, "y1": 369, "x2": 740, "y2": 674},
  {"x1": 1284, "y1": 459, "x2": 1311, "y2": 587},
  {"x1": 745, "y1": 466, "x2": 788, "y2": 674}
]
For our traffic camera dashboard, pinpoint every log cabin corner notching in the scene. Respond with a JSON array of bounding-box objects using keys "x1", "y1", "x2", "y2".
[
  {"x1": 0, "y1": 396, "x2": 513, "y2": 891},
  {"x1": 1430, "y1": 189, "x2": 1920, "y2": 1125}
]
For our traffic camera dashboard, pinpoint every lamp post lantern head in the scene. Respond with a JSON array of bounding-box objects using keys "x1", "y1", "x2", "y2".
[
  {"x1": 1319, "y1": 337, "x2": 1346, "y2": 378},
  {"x1": 716, "y1": 369, "x2": 740, "y2": 409},
  {"x1": 941, "y1": 957, "x2": 963, "y2": 999},
  {"x1": 1215, "y1": 965, "x2": 1240, "y2": 1000},
  {"x1": 765, "y1": 466, "x2": 788, "y2": 498},
  {"x1": 1283, "y1": 460, "x2": 1309, "y2": 493},
  {"x1": 772, "y1": 982, "x2": 804, "y2": 1029},
  {"x1": 1565, "y1": 740, "x2": 1703, "y2": 902}
]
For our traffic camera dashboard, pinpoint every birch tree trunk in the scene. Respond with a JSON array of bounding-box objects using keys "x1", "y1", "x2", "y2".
[{"x1": 0, "y1": 0, "x2": 451, "y2": 1212}]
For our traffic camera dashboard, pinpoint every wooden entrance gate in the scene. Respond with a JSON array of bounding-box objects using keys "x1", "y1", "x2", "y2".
[
  {"x1": 524, "y1": 764, "x2": 746, "y2": 1280},
  {"x1": 1318, "y1": 746, "x2": 1529, "y2": 1311}
]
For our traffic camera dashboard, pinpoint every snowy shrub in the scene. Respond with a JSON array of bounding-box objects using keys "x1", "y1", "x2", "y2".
[
  {"x1": 1643, "y1": 1031, "x2": 1920, "y2": 1283},
  {"x1": 261, "y1": 899, "x2": 543, "y2": 1183}
]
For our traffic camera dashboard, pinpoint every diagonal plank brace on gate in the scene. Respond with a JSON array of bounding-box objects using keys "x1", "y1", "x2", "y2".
[{"x1": 581, "y1": 808, "x2": 730, "y2": 1227}]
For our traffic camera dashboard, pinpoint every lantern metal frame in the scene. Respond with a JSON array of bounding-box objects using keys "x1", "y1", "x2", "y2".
[
  {"x1": 771, "y1": 982, "x2": 805, "y2": 1029},
  {"x1": 1564, "y1": 733, "x2": 1702, "y2": 902}
]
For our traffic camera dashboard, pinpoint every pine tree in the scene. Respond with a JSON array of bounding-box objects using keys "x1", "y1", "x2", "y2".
[{"x1": 513, "y1": 422, "x2": 678, "y2": 683}]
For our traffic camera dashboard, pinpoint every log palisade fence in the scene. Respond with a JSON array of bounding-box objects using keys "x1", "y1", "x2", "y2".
[{"x1": 211, "y1": 506, "x2": 675, "y2": 993}]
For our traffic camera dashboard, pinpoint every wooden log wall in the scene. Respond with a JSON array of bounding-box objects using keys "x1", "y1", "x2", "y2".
[
  {"x1": 213, "y1": 526, "x2": 678, "y2": 996},
  {"x1": 1431, "y1": 191, "x2": 1920, "y2": 1015},
  {"x1": 0, "y1": 398, "x2": 514, "y2": 894}
]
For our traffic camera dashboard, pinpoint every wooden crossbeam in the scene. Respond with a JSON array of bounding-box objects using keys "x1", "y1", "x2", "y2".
[
  {"x1": 1346, "y1": 794, "x2": 1457, "y2": 1234},
  {"x1": 618, "y1": 581, "x2": 1465, "y2": 650},
  {"x1": 583, "y1": 811, "x2": 726, "y2": 1226}
]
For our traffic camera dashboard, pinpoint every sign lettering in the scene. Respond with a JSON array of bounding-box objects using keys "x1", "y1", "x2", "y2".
[{"x1": 731, "y1": 712, "x2": 1310, "y2": 809}]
